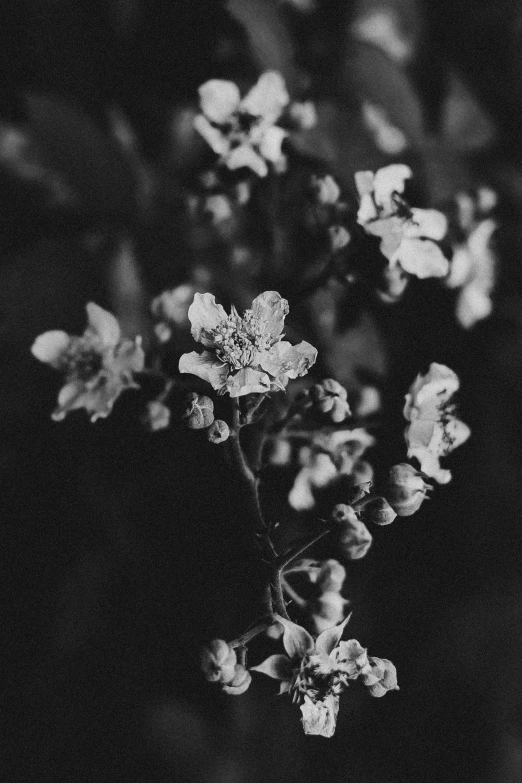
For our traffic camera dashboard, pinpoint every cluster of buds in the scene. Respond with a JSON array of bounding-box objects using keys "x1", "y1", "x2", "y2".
[
  {"x1": 182, "y1": 392, "x2": 230, "y2": 444},
  {"x1": 200, "y1": 639, "x2": 251, "y2": 695}
]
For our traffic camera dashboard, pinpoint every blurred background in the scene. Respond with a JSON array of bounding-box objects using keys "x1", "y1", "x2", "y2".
[{"x1": 2, "y1": 1, "x2": 522, "y2": 781}]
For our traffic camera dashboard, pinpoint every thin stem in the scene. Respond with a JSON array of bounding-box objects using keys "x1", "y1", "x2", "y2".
[
  {"x1": 275, "y1": 527, "x2": 331, "y2": 571},
  {"x1": 228, "y1": 619, "x2": 275, "y2": 648},
  {"x1": 280, "y1": 575, "x2": 307, "y2": 609}
]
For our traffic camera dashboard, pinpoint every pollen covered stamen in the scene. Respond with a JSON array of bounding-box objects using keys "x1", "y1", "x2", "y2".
[{"x1": 212, "y1": 311, "x2": 275, "y2": 370}]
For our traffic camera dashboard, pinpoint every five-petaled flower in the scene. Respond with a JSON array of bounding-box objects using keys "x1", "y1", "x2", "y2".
[
  {"x1": 250, "y1": 614, "x2": 397, "y2": 738},
  {"x1": 403, "y1": 363, "x2": 470, "y2": 484},
  {"x1": 194, "y1": 71, "x2": 290, "y2": 177},
  {"x1": 355, "y1": 165, "x2": 449, "y2": 279},
  {"x1": 178, "y1": 291, "x2": 317, "y2": 398},
  {"x1": 31, "y1": 303, "x2": 144, "y2": 423}
]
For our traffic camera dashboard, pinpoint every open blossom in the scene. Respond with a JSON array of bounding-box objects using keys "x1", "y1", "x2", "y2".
[
  {"x1": 179, "y1": 291, "x2": 317, "y2": 398},
  {"x1": 31, "y1": 303, "x2": 144, "y2": 422},
  {"x1": 251, "y1": 615, "x2": 397, "y2": 737},
  {"x1": 404, "y1": 363, "x2": 471, "y2": 484},
  {"x1": 194, "y1": 71, "x2": 289, "y2": 177},
  {"x1": 355, "y1": 165, "x2": 449, "y2": 279},
  {"x1": 310, "y1": 379, "x2": 351, "y2": 423}
]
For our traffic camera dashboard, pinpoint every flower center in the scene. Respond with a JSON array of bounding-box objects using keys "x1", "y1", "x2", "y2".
[
  {"x1": 212, "y1": 310, "x2": 273, "y2": 370},
  {"x1": 63, "y1": 338, "x2": 104, "y2": 381}
]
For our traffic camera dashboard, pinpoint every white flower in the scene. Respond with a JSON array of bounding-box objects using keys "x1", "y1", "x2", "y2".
[
  {"x1": 194, "y1": 71, "x2": 290, "y2": 177},
  {"x1": 31, "y1": 303, "x2": 144, "y2": 422},
  {"x1": 178, "y1": 291, "x2": 317, "y2": 398},
  {"x1": 446, "y1": 218, "x2": 497, "y2": 329},
  {"x1": 404, "y1": 363, "x2": 470, "y2": 483},
  {"x1": 355, "y1": 166, "x2": 449, "y2": 279}
]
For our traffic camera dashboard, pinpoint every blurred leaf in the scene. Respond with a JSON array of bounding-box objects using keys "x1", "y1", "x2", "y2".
[
  {"x1": 439, "y1": 71, "x2": 496, "y2": 153},
  {"x1": 25, "y1": 94, "x2": 139, "y2": 219},
  {"x1": 344, "y1": 41, "x2": 425, "y2": 147},
  {"x1": 227, "y1": 0, "x2": 302, "y2": 91}
]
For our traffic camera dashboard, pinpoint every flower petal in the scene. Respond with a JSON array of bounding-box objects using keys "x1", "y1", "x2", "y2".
[
  {"x1": 258, "y1": 125, "x2": 287, "y2": 162},
  {"x1": 226, "y1": 368, "x2": 271, "y2": 397},
  {"x1": 314, "y1": 613, "x2": 352, "y2": 657},
  {"x1": 187, "y1": 293, "x2": 227, "y2": 344},
  {"x1": 178, "y1": 351, "x2": 228, "y2": 391},
  {"x1": 250, "y1": 291, "x2": 289, "y2": 338},
  {"x1": 372, "y1": 164, "x2": 412, "y2": 211},
  {"x1": 31, "y1": 330, "x2": 70, "y2": 368},
  {"x1": 250, "y1": 654, "x2": 293, "y2": 681},
  {"x1": 240, "y1": 71, "x2": 289, "y2": 123},
  {"x1": 85, "y1": 303, "x2": 121, "y2": 347},
  {"x1": 405, "y1": 209, "x2": 448, "y2": 241},
  {"x1": 260, "y1": 340, "x2": 317, "y2": 380},
  {"x1": 393, "y1": 238, "x2": 449, "y2": 279},
  {"x1": 226, "y1": 143, "x2": 268, "y2": 176},
  {"x1": 198, "y1": 79, "x2": 241, "y2": 124},
  {"x1": 273, "y1": 614, "x2": 314, "y2": 659},
  {"x1": 193, "y1": 114, "x2": 231, "y2": 155}
]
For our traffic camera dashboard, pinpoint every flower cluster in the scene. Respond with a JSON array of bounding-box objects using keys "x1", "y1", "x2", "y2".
[
  {"x1": 179, "y1": 291, "x2": 317, "y2": 398},
  {"x1": 355, "y1": 164, "x2": 449, "y2": 284},
  {"x1": 404, "y1": 363, "x2": 470, "y2": 483},
  {"x1": 31, "y1": 303, "x2": 144, "y2": 422},
  {"x1": 251, "y1": 615, "x2": 398, "y2": 737}
]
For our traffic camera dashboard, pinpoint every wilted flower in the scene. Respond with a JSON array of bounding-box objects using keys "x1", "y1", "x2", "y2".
[
  {"x1": 183, "y1": 393, "x2": 215, "y2": 429},
  {"x1": 207, "y1": 419, "x2": 230, "y2": 443},
  {"x1": 31, "y1": 303, "x2": 144, "y2": 423},
  {"x1": 179, "y1": 291, "x2": 317, "y2": 398},
  {"x1": 310, "y1": 379, "x2": 351, "y2": 423},
  {"x1": 384, "y1": 463, "x2": 432, "y2": 516},
  {"x1": 194, "y1": 71, "x2": 289, "y2": 177},
  {"x1": 142, "y1": 400, "x2": 171, "y2": 432},
  {"x1": 201, "y1": 639, "x2": 237, "y2": 684},
  {"x1": 355, "y1": 166, "x2": 449, "y2": 279},
  {"x1": 251, "y1": 615, "x2": 395, "y2": 737},
  {"x1": 404, "y1": 363, "x2": 471, "y2": 483}
]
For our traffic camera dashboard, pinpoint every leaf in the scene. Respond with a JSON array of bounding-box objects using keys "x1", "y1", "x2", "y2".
[
  {"x1": 227, "y1": 0, "x2": 302, "y2": 91},
  {"x1": 25, "y1": 94, "x2": 139, "y2": 218},
  {"x1": 440, "y1": 71, "x2": 496, "y2": 153},
  {"x1": 344, "y1": 41, "x2": 425, "y2": 146}
]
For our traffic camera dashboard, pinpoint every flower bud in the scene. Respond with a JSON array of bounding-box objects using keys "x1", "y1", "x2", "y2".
[
  {"x1": 311, "y1": 174, "x2": 340, "y2": 204},
  {"x1": 360, "y1": 496, "x2": 397, "y2": 526},
  {"x1": 201, "y1": 639, "x2": 237, "y2": 684},
  {"x1": 331, "y1": 503, "x2": 359, "y2": 527},
  {"x1": 362, "y1": 657, "x2": 399, "y2": 697},
  {"x1": 142, "y1": 400, "x2": 171, "y2": 432},
  {"x1": 384, "y1": 463, "x2": 432, "y2": 516},
  {"x1": 339, "y1": 519, "x2": 372, "y2": 560},
  {"x1": 309, "y1": 591, "x2": 348, "y2": 634},
  {"x1": 316, "y1": 559, "x2": 346, "y2": 593},
  {"x1": 206, "y1": 419, "x2": 230, "y2": 443},
  {"x1": 183, "y1": 393, "x2": 214, "y2": 429},
  {"x1": 329, "y1": 225, "x2": 351, "y2": 251},
  {"x1": 221, "y1": 664, "x2": 252, "y2": 695}
]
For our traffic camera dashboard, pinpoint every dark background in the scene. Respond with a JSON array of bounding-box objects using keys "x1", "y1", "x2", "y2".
[{"x1": 2, "y1": 1, "x2": 522, "y2": 781}]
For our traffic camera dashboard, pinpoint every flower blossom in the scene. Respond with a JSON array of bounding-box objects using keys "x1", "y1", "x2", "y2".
[
  {"x1": 355, "y1": 165, "x2": 449, "y2": 279},
  {"x1": 178, "y1": 291, "x2": 317, "y2": 398},
  {"x1": 404, "y1": 363, "x2": 470, "y2": 484},
  {"x1": 194, "y1": 71, "x2": 290, "y2": 177},
  {"x1": 31, "y1": 303, "x2": 144, "y2": 422},
  {"x1": 251, "y1": 615, "x2": 397, "y2": 737}
]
